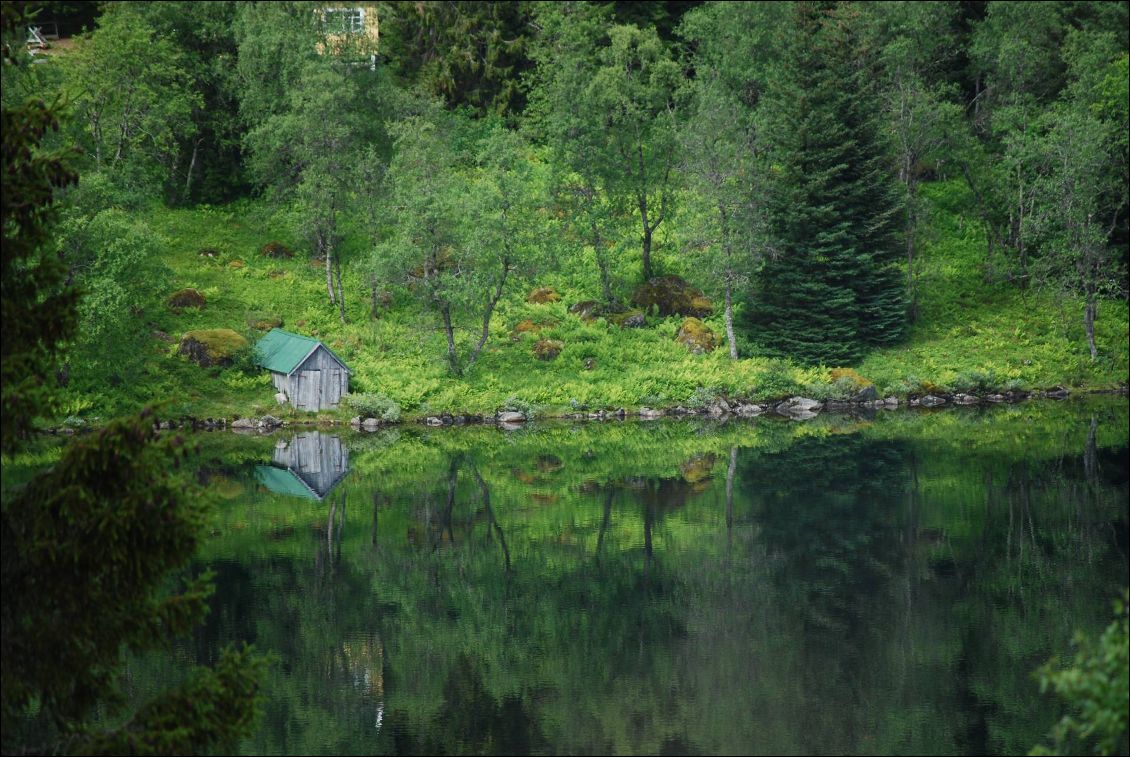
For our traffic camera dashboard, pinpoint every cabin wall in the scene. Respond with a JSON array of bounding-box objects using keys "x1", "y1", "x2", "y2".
[{"x1": 290, "y1": 346, "x2": 349, "y2": 411}]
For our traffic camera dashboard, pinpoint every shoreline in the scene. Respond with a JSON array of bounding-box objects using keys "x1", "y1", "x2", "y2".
[{"x1": 41, "y1": 385, "x2": 1129, "y2": 436}]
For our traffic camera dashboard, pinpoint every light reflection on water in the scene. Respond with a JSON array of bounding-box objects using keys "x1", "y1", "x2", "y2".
[{"x1": 164, "y1": 402, "x2": 1127, "y2": 755}]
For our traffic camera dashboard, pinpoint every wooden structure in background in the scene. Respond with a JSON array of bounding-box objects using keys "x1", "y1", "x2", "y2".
[{"x1": 254, "y1": 328, "x2": 351, "y2": 412}]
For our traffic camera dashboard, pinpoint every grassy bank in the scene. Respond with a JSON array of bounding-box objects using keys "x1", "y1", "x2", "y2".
[{"x1": 54, "y1": 181, "x2": 1128, "y2": 425}]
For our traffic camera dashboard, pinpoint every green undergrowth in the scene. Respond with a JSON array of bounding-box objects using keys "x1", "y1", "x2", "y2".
[{"x1": 52, "y1": 181, "x2": 1128, "y2": 424}]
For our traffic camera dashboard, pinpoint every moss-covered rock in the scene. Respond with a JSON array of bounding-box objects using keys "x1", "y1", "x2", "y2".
[
  {"x1": 247, "y1": 313, "x2": 283, "y2": 331},
  {"x1": 676, "y1": 317, "x2": 717, "y2": 354},
  {"x1": 167, "y1": 288, "x2": 206, "y2": 310},
  {"x1": 527, "y1": 287, "x2": 561, "y2": 304},
  {"x1": 260, "y1": 241, "x2": 294, "y2": 259},
  {"x1": 533, "y1": 338, "x2": 564, "y2": 361},
  {"x1": 511, "y1": 319, "x2": 543, "y2": 340},
  {"x1": 631, "y1": 275, "x2": 713, "y2": 317},
  {"x1": 609, "y1": 310, "x2": 646, "y2": 329},
  {"x1": 569, "y1": 300, "x2": 601, "y2": 322},
  {"x1": 178, "y1": 329, "x2": 248, "y2": 368}
]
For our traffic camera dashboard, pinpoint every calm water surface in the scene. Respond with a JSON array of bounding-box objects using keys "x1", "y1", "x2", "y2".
[{"x1": 132, "y1": 400, "x2": 1128, "y2": 755}]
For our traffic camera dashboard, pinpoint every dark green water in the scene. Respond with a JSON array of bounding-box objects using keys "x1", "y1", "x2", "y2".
[{"x1": 131, "y1": 400, "x2": 1128, "y2": 755}]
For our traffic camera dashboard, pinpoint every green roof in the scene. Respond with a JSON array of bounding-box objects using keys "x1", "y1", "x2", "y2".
[
  {"x1": 255, "y1": 465, "x2": 321, "y2": 500},
  {"x1": 254, "y1": 328, "x2": 351, "y2": 375}
]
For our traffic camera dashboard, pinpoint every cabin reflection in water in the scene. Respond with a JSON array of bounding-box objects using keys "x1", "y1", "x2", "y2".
[{"x1": 255, "y1": 432, "x2": 349, "y2": 500}]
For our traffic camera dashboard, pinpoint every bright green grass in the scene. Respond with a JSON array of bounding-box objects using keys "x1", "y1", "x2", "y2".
[{"x1": 58, "y1": 181, "x2": 1128, "y2": 422}]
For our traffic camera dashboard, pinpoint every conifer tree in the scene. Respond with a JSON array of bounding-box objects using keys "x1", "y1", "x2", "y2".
[{"x1": 754, "y1": 2, "x2": 905, "y2": 365}]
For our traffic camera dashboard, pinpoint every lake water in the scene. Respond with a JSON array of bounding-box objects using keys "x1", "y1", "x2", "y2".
[{"x1": 127, "y1": 399, "x2": 1128, "y2": 755}]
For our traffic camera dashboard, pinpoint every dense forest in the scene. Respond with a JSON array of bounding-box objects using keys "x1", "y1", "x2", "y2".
[
  {"x1": 1, "y1": 3, "x2": 1128, "y2": 752},
  {"x1": 2, "y1": 0, "x2": 1128, "y2": 424}
]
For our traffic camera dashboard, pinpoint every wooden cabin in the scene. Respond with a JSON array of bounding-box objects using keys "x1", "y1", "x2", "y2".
[
  {"x1": 255, "y1": 432, "x2": 349, "y2": 500},
  {"x1": 255, "y1": 329, "x2": 351, "y2": 412},
  {"x1": 315, "y1": 4, "x2": 379, "y2": 58}
]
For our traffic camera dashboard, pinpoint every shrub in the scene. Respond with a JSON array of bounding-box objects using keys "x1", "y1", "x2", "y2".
[
  {"x1": 750, "y1": 361, "x2": 804, "y2": 401},
  {"x1": 227, "y1": 341, "x2": 260, "y2": 375},
  {"x1": 804, "y1": 376, "x2": 859, "y2": 401},
  {"x1": 345, "y1": 392, "x2": 401, "y2": 422},
  {"x1": 951, "y1": 369, "x2": 999, "y2": 394},
  {"x1": 686, "y1": 386, "x2": 722, "y2": 409},
  {"x1": 502, "y1": 396, "x2": 538, "y2": 417},
  {"x1": 1032, "y1": 591, "x2": 1129, "y2": 756}
]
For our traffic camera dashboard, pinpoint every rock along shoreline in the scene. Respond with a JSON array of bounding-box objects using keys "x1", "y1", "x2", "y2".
[{"x1": 40, "y1": 384, "x2": 1120, "y2": 436}]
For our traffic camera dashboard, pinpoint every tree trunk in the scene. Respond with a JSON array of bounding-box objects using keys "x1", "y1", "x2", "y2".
[
  {"x1": 334, "y1": 256, "x2": 346, "y2": 323},
  {"x1": 1084, "y1": 298, "x2": 1097, "y2": 361},
  {"x1": 441, "y1": 303, "x2": 460, "y2": 375},
  {"x1": 641, "y1": 222, "x2": 653, "y2": 281},
  {"x1": 324, "y1": 233, "x2": 336, "y2": 306},
  {"x1": 588, "y1": 208, "x2": 613, "y2": 304},
  {"x1": 724, "y1": 278, "x2": 738, "y2": 360},
  {"x1": 906, "y1": 187, "x2": 918, "y2": 321},
  {"x1": 467, "y1": 263, "x2": 509, "y2": 369},
  {"x1": 182, "y1": 138, "x2": 200, "y2": 205}
]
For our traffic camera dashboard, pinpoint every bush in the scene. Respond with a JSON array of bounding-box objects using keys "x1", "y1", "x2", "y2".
[
  {"x1": 502, "y1": 396, "x2": 539, "y2": 417},
  {"x1": 686, "y1": 386, "x2": 722, "y2": 409},
  {"x1": 804, "y1": 376, "x2": 859, "y2": 401},
  {"x1": 345, "y1": 392, "x2": 401, "y2": 422},
  {"x1": 1032, "y1": 591, "x2": 1129, "y2": 756},
  {"x1": 750, "y1": 361, "x2": 804, "y2": 401},
  {"x1": 951, "y1": 369, "x2": 1000, "y2": 394},
  {"x1": 227, "y1": 341, "x2": 260, "y2": 375}
]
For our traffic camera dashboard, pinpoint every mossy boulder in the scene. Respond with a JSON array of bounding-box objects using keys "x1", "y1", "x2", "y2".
[
  {"x1": 609, "y1": 310, "x2": 646, "y2": 329},
  {"x1": 631, "y1": 275, "x2": 713, "y2": 317},
  {"x1": 178, "y1": 329, "x2": 248, "y2": 368},
  {"x1": 828, "y1": 367, "x2": 873, "y2": 387},
  {"x1": 676, "y1": 317, "x2": 717, "y2": 354},
  {"x1": 533, "y1": 338, "x2": 564, "y2": 361},
  {"x1": 527, "y1": 287, "x2": 562, "y2": 304},
  {"x1": 569, "y1": 300, "x2": 602, "y2": 322},
  {"x1": 167, "y1": 288, "x2": 206, "y2": 310},
  {"x1": 511, "y1": 319, "x2": 543, "y2": 340},
  {"x1": 247, "y1": 313, "x2": 283, "y2": 331},
  {"x1": 260, "y1": 241, "x2": 294, "y2": 259}
]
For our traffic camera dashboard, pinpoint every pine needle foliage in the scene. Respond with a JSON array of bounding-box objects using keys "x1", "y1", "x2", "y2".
[{"x1": 754, "y1": 2, "x2": 906, "y2": 365}]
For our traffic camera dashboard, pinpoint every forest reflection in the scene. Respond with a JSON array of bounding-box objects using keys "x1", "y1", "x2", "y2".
[{"x1": 167, "y1": 402, "x2": 1126, "y2": 755}]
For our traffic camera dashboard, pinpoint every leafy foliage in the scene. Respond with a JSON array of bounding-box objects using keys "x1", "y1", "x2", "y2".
[
  {"x1": 0, "y1": 414, "x2": 265, "y2": 751},
  {"x1": 1033, "y1": 591, "x2": 1130, "y2": 756},
  {"x1": 345, "y1": 392, "x2": 402, "y2": 422}
]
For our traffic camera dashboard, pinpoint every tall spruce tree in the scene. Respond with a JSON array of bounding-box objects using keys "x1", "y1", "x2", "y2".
[{"x1": 754, "y1": 2, "x2": 905, "y2": 365}]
